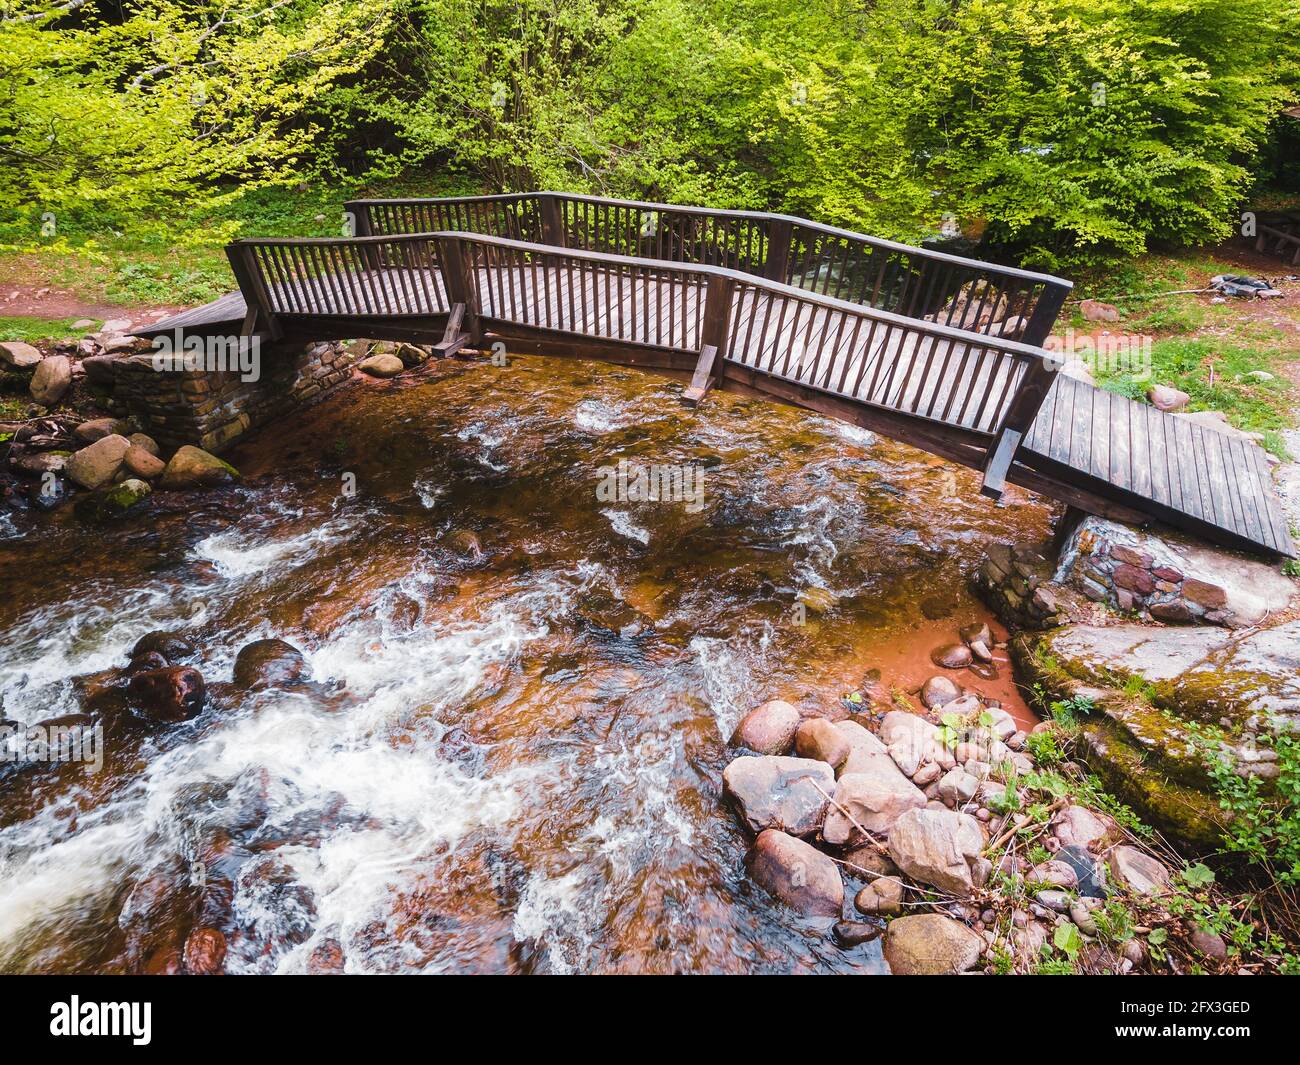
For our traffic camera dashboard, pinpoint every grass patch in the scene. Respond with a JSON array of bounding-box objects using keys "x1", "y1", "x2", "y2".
[
  {"x1": 0, "y1": 316, "x2": 95, "y2": 342},
  {"x1": 1094, "y1": 337, "x2": 1295, "y2": 459},
  {"x1": 0, "y1": 175, "x2": 476, "y2": 309}
]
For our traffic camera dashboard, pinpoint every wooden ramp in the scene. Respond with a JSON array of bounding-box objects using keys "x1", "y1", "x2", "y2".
[{"x1": 132, "y1": 192, "x2": 1294, "y2": 558}]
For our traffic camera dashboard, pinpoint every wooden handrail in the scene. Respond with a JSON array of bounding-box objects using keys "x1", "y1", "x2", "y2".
[
  {"x1": 230, "y1": 229, "x2": 1060, "y2": 365},
  {"x1": 347, "y1": 190, "x2": 1072, "y2": 289}
]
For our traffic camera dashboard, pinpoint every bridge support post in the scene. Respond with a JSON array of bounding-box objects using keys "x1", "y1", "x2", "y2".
[
  {"x1": 225, "y1": 243, "x2": 282, "y2": 341},
  {"x1": 764, "y1": 218, "x2": 793, "y2": 283},
  {"x1": 539, "y1": 195, "x2": 566, "y2": 248},
  {"x1": 436, "y1": 237, "x2": 482, "y2": 347},
  {"x1": 980, "y1": 282, "x2": 1070, "y2": 499},
  {"x1": 684, "y1": 275, "x2": 736, "y2": 406}
]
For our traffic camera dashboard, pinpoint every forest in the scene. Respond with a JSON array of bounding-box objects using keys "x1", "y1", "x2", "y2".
[{"x1": 3, "y1": 0, "x2": 1299, "y2": 268}]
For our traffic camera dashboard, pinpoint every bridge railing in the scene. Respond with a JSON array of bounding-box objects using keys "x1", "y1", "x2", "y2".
[
  {"x1": 229, "y1": 228, "x2": 1060, "y2": 443},
  {"x1": 344, "y1": 192, "x2": 1071, "y2": 347}
]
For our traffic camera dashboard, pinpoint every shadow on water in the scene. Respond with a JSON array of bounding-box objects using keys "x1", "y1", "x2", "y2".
[{"x1": 0, "y1": 353, "x2": 1051, "y2": 974}]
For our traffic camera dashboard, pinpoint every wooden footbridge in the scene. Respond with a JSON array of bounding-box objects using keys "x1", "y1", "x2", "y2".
[{"x1": 136, "y1": 192, "x2": 1294, "y2": 558}]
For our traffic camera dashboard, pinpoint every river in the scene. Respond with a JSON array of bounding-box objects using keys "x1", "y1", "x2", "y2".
[{"x1": 0, "y1": 353, "x2": 1049, "y2": 973}]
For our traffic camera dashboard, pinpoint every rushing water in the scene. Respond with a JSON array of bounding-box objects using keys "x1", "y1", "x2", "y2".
[{"x1": 0, "y1": 353, "x2": 1050, "y2": 974}]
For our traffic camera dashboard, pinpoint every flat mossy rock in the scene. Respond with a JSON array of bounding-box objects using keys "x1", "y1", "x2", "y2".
[
  {"x1": 1074, "y1": 716, "x2": 1229, "y2": 852},
  {"x1": 1010, "y1": 624, "x2": 1275, "y2": 854},
  {"x1": 1018, "y1": 621, "x2": 1300, "y2": 731}
]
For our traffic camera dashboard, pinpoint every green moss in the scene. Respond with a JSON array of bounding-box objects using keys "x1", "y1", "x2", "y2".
[{"x1": 1077, "y1": 718, "x2": 1230, "y2": 853}]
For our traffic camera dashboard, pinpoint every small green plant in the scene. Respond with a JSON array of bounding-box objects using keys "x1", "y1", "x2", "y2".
[
  {"x1": 1025, "y1": 728, "x2": 1064, "y2": 766},
  {"x1": 1092, "y1": 899, "x2": 1136, "y2": 946},
  {"x1": 1188, "y1": 725, "x2": 1300, "y2": 885},
  {"x1": 1048, "y1": 694, "x2": 1095, "y2": 730},
  {"x1": 1121, "y1": 674, "x2": 1157, "y2": 704}
]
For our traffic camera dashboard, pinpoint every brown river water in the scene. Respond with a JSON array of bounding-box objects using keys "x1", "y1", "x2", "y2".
[{"x1": 0, "y1": 353, "x2": 1049, "y2": 974}]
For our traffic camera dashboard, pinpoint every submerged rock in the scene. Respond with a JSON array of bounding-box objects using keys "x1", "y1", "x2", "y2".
[
  {"x1": 128, "y1": 665, "x2": 206, "y2": 722},
  {"x1": 930, "y1": 643, "x2": 972, "y2": 669},
  {"x1": 832, "y1": 920, "x2": 881, "y2": 947},
  {"x1": 722, "y1": 755, "x2": 833, "y2": 837},
  {"x1": 883, "y1": 914, "x2": 983, "y2": 974},
  {"x1": 747, "y1": 829, "x2": 843, "y2": 917},
  {"x1": 132, "y1": 631, "x2": 198, "y2": 663},
  {"x1": 359, "y1": 353, "x2": 405, "y2": 378},
  {"x1": 74, "y1": 478, "x2": 151, "y2": 523},
  {"x1": 183, "y1": 927, "x2": 227, "y2": 975},
  {"x1": 232, "y1": 638, "x2": 308, "y2": 691}
]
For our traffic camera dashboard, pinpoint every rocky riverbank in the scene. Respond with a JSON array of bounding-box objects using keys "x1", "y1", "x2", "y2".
[
  {"x1": 2, "y1": 329, "x2": 247, "y2": 522},
  {"x1": 723, "y1": 572, "x2": 1299, "y2": 974}
]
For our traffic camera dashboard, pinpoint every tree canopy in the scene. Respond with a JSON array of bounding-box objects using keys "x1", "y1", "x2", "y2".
[{"x1": 3, "y1": 0, "x2": 1298, "y2": 265}]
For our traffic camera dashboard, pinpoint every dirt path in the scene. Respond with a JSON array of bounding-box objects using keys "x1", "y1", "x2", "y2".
[{"x1": 0, "y1": 286, "x2": 188, "y2": 323}]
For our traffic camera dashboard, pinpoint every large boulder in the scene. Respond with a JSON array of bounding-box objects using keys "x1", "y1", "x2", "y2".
[
  {"x1": 822, "y1": 766, "x2": 928, "y2": 843},
  {"x1": 65, "y1": 433, "x2": 131, "y2": 489},
  {"x1": 883, "y1": 914, "x2": 983, "y2": 974},
  {"x1": 74, "y1": 417, "x2": 132, "y2": 444},
  {"x1": 1051, "y1": 804, "x2": 1115, "y2": 849},
  {"x1": 722, "y1": 755, "x2": 834, "y2": 837},
  {"x1": 1109, "y1": 845, "x2": 1171, "y2": 896},
  {"x1": 747, "y1": 829, "x2": 843, "y2": 918},
  {"x1": 1014, "y1": 615, "x2": 1300, "y2": 852},
  {"x1": 835, "y1": 719, "x2": 894, "y2": 776},
  {"x1": 1, "y1": 341, "x2": 43, "y2": 370},
  {"x1": 30, "y1": 355, "x2": 73, "y2": 406},
  {"x1": 887, "y1": 807, "x2": 989, "y2": 895},
  {"x1": 132, "y1": 631, "x2": 198, "y2": 663},
  {"x1": 731, "y1": 699, "x2": 800, "y2": 755},
  {"x1": 123, "y1": 445, "x2": 165, "y2": 480},
  {"x1": 358, "y1": 353, "x2": 404, "y2": 378},
  {"x1": 160, "y1": 445, "x2": 239, "y2": 489}
]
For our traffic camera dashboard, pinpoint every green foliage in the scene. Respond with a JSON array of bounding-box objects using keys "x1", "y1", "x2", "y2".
[
  {"x1": 1096, "y1": 337, "x2": 1295, "y2": 457},
  {"x1": 0, "y1": 316, "x2": 90, "y2": 342},
  {"x1": 6, "y1": 0, "x2": 1295, "y2": 269},
  {"x1": 1197, "y1": 729, "x2": 1300, "y2": 885},
  {"x1": 0, "y1": 0, "x2": 393, "y2": 234},
  {"x1": 1025, "y1": 729, "x2": 1064, "y2": 767}
]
